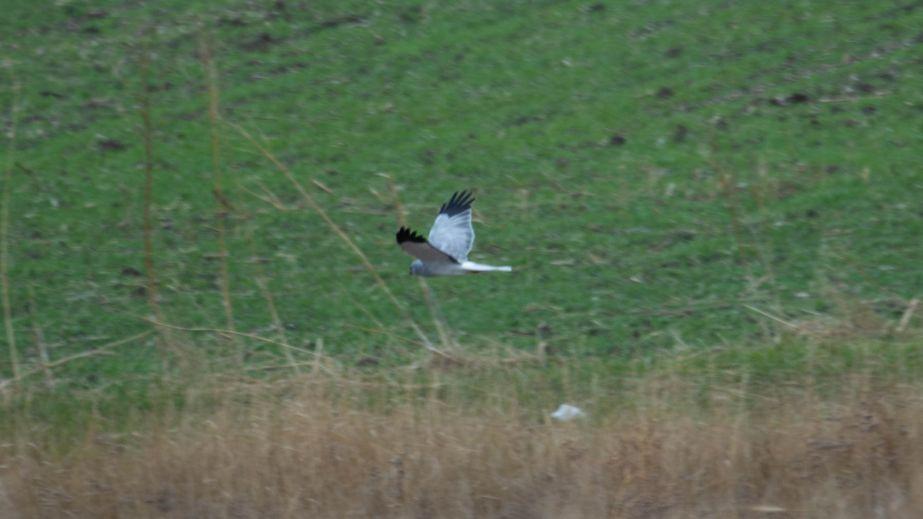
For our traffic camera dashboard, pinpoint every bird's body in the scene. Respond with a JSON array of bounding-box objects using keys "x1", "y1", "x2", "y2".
[
  {"x1": 397, "y1": 191, "x2": 512, "y2": 277},
  {"x1": 409, "y1": 259, "x2": 512, "y2": 277}
]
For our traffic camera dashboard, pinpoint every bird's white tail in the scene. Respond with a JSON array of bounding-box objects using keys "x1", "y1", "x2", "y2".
[{"x1": 460, "y1": 261, "x2": 512, "y2": 273}]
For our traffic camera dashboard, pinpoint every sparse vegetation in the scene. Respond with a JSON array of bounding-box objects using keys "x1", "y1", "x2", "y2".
[{"x1": 1, "y1": 0, "x2": 922, "y2": 516}]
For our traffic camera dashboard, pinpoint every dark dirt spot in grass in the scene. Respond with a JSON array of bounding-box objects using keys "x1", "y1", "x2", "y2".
[
  {"x1": 769, "y1": 93, "x2": 812, "y2": 106},
  {"x1": 398, "y1": 6, "x2": 424, "y2": 24},
  {"x1": 63, "y1": 7, "x2": 108, "y2": 33},
  {"x1": 877, "y1": 70, "x2": 897, "y2": 82},
  {"x1": 419, "y1": 149, "x2": 436, "y2": 165},
  {"x1": 609, "y1": 134, "x2": 626, "y2": 146},
  {"x1": 776, "y1": 181, "x2": 802, "y2": 199},
  {"x1": 241, "y1": 32, "x2": 280, "y2": 52},
  {"x1": 83, "y1": 99, "x2": 112, "y2": 111},
  {"x1": 84, "y1": 9, "x2": 108, "y2": 20},
  {"x1": 587, "y1": 3, "x2": 606, "y2": 13},
  {"x1": 218, "y1": 15, "x2": 248, "y2": 27},
  {"x1": 146, "y1": 81, "x2": 174, "y2": 93},
  {"x1": 872, "y1": 298, "x2": 909, "y2": 319},
  {"x1": 673, "y1": 124, "x2": 688, "y2": 143},
  {"x1": 317, "y1": 14, "x2": 366, "y2": 30},
  {"x1": 630, "y1": 20, "x2": 675, "y2": 40},
  {"x1": 97, "y1": 138, "x2": 126, "y2": 152},
  {"x1": 537, "y1": 322, "x2": 553, "y2": 338},
  {"x1": 356, "y1": 356, "x2": 380, "y2": 367},
  {"x1": 664, "y1": 47, "x2": 683, "y2": 58},
  {"x1": 656, "y1": 87, "x2": 674, "y2": 99},
  {"x1": 652, "y1": 230, "x2": 697, "y2": 252},
  {"x1": 121, "y1": 267, "x2": 143, "y2": 277},
  {"x1": 511, "y1": 114, "x2": 543, "y2": 126},
  {"x1": 855, "y1": 81, "x2": 875, "y2": 94},
  {"x1": 267, "y1": 62, "x2": 308, "y2": 76}
]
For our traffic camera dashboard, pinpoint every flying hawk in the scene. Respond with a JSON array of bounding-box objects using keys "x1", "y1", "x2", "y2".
[{"x1": 396, "y1": 190, "x2": 512, "y2": 276}]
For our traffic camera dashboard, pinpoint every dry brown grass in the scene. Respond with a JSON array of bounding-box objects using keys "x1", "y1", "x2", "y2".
[{"x1": 3, "y1": 373, "x2": 923, "y2": 519}]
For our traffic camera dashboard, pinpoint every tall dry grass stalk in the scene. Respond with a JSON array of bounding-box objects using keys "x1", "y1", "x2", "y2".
[
  {"x1": 0, "y1": 331, "x2": 152, "y2": 391},
  {"x1": 715, "y1": 166, "x2": 750, "y2": 263},
  {"x1": 229, "y1": 123, "x2": 436, "y2": 352},
  {"x1": 136, "y1": 42, "x2": 176, "y2": 363},
  {"x1": 25, "y1": 286, "x2": 53, "y2": 389},
  {"x1": 1, "y1": 63, "x2": 21, "y2": 382},
  {"x1": 241, "y1": 219, "x2": 301, "y2": 374},
  {"x1": 4, "y1": 374, "x2": 922, "y2": 518},
  {"x1": 702, "y1": 143, "x2": 751, "y2": 264},
  {"x1": 199, "y1": 36, "x2": 241, "y2": 361}
]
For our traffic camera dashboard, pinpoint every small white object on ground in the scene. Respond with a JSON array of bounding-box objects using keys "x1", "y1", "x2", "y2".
[{"x1": 550, "y1": 404, "x2": 586, "y2": 421}]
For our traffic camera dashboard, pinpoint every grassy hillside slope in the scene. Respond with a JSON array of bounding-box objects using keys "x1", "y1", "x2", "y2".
[{"x1": 1, "y1": 0, "x2": 921, "y2": 387}]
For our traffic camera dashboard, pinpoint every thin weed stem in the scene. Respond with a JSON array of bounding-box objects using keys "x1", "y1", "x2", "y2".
[
  {"x1": 199, "y1": 36, "x2": 241, "y2": 362},
  {"x1": 1, "y1": 61, "x2": 20, "y2": 382},
  {"x1": 0, "y1": 331, "x2": 152, "y2": 390},
  {"x1": 137, "y1": 39, "x2": 176, "y2": 364},
  {"x1": 711, "y1": 158, "x2": 751, "y2": 263},
  {"x1": 142, "y1": 318, "x2": 320, "y2": 362},
  {"x1": 241, "y1": 223, "x2": 300, "y2": 373},
  {"x1": 26, "y1": 285, "x2": 53, "y2": 389}
]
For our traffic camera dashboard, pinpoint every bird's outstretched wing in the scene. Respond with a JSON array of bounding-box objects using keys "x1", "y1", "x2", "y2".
[
  {"x1": 396, "y1": 226, "x2": 458, "y2": 264},
  {"x1": 427, "y1": 190, "x2": 475, "y2": 261}
]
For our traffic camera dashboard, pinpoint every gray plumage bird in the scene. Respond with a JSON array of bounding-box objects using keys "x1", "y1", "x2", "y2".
[{"x1": 396, "y1": 191, "x2": 512, "y2": 277}]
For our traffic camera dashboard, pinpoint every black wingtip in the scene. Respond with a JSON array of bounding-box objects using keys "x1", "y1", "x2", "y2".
[
  {"x1": 438, "y1": 190, "x2": 475, "y2": 216},
  {"x1": 396, "y1": 226, "x2": 426, "y2": 245}
]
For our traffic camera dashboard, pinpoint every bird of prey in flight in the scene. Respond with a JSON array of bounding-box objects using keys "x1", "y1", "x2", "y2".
[{"x1": 396, "y1": 190, "x2": 512, "y2": 277}]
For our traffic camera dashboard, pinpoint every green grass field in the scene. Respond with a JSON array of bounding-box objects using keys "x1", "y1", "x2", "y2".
[{"x1": 2, "y1": 0, "x2": 922, "y2": 423}]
